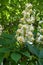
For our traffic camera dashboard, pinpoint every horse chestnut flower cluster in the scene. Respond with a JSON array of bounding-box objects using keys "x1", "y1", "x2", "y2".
[{"x1": 16, "y1": 3, "x2": 35, "y2": 45}]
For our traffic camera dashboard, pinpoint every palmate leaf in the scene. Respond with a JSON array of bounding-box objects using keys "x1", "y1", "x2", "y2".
[
  {"x1": 0, "y1": 33, "x2": 15, "y2": 46},
  {"x1": 27, "y1": 44, "x2": 39, "y2": 57},
  {"x1": 0, "y1": 38, "x2": 14, "y2": 46},
  {"x1": 0, "y1": 38, "x2": 10, "y2": 45},
  {"x1": 0, "y1": 47, "x2": 10, "y2": 53},
  {"x1": 11, "y1": 52, "x2": 21, "y2": 63},
  {"x1": 39, "y1": 49, "x2": 43, "y2": 59},
  {"x1": 20, "y1": 51, "x2": 30, "y2": 58},
  {"x1": 1, "y1": 33, "x2": 14, "y2": 39},
  {"x1": 38, "y1": 59, "x2": 43, "y2": 65}
]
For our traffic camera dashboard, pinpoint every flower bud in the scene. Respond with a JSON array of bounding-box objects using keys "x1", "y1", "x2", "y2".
[
  {"x1": 29, "y1": 9, "x2": 33, "y2": 14},
  {"x1": 26, "y1": 3, "x2": 32, "y2": 9},
  {"x1": 18, "y1": 24, "x2": 23, "y2": 28}
]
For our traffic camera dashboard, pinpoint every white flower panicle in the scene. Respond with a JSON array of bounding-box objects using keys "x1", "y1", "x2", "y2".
[
  {"x1": 16, "y1": 3, "x2": 35, "y2": 45},
  {"x1": 0, "y1": 24, "x2": 3, "y2": 35},
  {"x1": 16, "y1": 3, "x2": 43, "y2": 45}
]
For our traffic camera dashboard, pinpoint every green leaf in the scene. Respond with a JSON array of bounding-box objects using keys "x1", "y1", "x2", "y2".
[
  {"x1": 0, "y1": 48, "x2": 10, "y2": 53},
  {"x1": 27, "y1": 44, "x2": 39, "y2": 57},
  {"x1": 0, "y1": 38, "x2": 9, "y2": 45},
  {"x1": 20, "y1": 61, "x2": 26, "y2": 65},
  {"x1": 1, "y1": 33, "x2": 13, "y2": 40},
  {"x1": 20, "y1": 51, "x2": 30, "y2": 57},
  {"x1": 38, "y1": 59, "x2": 43, "y2": 65},
  {"x1": 11, "y1": 52, "x2": 21, "y2": 63},
  {"x1": 29, "y1": 62, "x2": 35, "y2": 65},
  {"x1": 0, "y1": 37, "x2": 15, "y2": 46},
  {"x1": 0, "y1": 54, "x2": 4, "y2": 63},
  {"x1": 39, "y1": 49, "x2": 43, "y2": 58}
]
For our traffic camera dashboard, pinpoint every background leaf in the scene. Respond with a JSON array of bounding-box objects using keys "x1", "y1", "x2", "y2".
[
  {"x1": 11, "y1": 52, "x2": 21, "y2": 63},
  {"x1": 39, "y1": 49, "x2": 43, "y2": 58}
]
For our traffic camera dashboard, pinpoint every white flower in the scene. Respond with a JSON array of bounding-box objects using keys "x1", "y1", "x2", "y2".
[
  {"x1": 26, "y1": 19, "x2": 32, "y2": 24},
  {"x1": 29, "y1": 9, "x2": 33, "y2": 14},
  {"x1": 38, "y1": 26, "x2": 41, "y2": 29},
  {"x1": 36, "y1": 38, "x2": 40, "y2": 43},
  {"x1": 30, "y1": 24, "x2": 34, "y2": 31},
  {"x1": 31, "y1": 37, "x2": 34, "y2": 42},
  {"x1": 39, "y1": 21, "x2": 43, "y2": 24},
  {"x1": 26, "y1": 16, "x2": 35, "y2": 24},
  {"x1": 36, "y1": 34, "x2": 43, "y2": 44},
  {"x1": 27, "y1": 41, "x2": 33, "y2": 44},
  {"x1": 20, "y1": 18, "x2": 25, "y2": 23},
  {"x1": 22, "y1": 10, "x2": 30, "y2": 18},
  {"x1": 20, "y1": 18, "x2": 24, "y2": 21},
  {"x1": 40, "y1": 29, "x2": 43, "y2": 33},
  {"x1": 17, "y1": 36, "x2": 25, "y2": 43},
  {"x1": 22, "y1": 10, "x2": 26, "y2": 15},
  {"x1": 28, "y1": 31, "x2": 33, "y2": 37},
  {"x1": 36, "y1": 35, "x2": 43, "y2": 43},
  {"x1": 40, "y1": 35, "x2": 43, "y2": 40},
  {"x1": 18, "y1": 24, "x2": 23, "y2": 28},
  {"x1": 16, "y1": 28, "x2": 24, "y2": 36},
  {"x1": 0, "y1": 25, "x2": 3, "y2": 30},
  {"x1": 22, "y1": 24, "x2": 28, "y2": 29},
  {"x1": 16, "y1": 29, "x2": 21, "y2": 34},
  {"x1": 37, "y1": 33, "x2": 40, "y2": 37},
  {"x1": 25, "y1": 12, "x2": 30, "y2": 18},
  {"x1": 31, "y1": 16, "x2": 35, "y2": 23}
]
